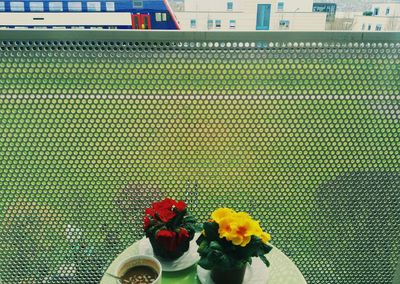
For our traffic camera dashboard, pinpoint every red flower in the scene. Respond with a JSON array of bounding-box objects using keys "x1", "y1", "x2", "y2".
[
  {"x1": 153, "y1": 198, "x2": 175, "y2": 211},
  {"x1": 157, "y1": 208, "x2": 176, "y2": 222},
  {"x1": 177, "y1": 228, "x2": 190, "y2": 244},
  {"x1": 145, "y1": 208, "x2": 156, "y2": 218},
  {"x1": 144, "y1": 198, "x2": 190, "y2": 234},
  {"x1": 143, "y1": 216, "x2": 151, "y2": 231},
  {"x1": 176, "y1": 200, "x2": 186, "y2": 212},
  {"x1": 156, "y1": 229, "x2": 178, "y2": 252}
]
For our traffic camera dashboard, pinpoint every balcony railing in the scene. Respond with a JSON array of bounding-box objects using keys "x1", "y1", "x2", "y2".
[{"x1": 0, "y1": 31, "x2": 399, "y2": 284}]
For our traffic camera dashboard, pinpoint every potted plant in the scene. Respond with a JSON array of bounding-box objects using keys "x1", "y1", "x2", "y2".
[
  {"x1": 143, "y1": 198, "x2": 197, "y2": 260},
  {"x1": 196, "y1": 208, "x2": 272, "y2": 284}
]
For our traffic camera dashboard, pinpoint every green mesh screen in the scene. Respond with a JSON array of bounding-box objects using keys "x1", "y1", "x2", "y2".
[{"x1": 0, "y1": 31, "x2": 399, "y2": 284}]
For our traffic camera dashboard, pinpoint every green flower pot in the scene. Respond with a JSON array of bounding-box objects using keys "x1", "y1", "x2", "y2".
[{"x1": 210, "y1": 265, "x2": 246, "y2": 284}]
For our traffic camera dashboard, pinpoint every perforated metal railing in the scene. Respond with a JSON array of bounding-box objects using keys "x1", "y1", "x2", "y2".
[{"x1": 0, "y1": 31, "x2": 399, "y2": 284}]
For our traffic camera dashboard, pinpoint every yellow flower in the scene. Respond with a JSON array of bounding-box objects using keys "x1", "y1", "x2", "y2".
[
  {"x1": 260, "y1": 232, "x2": 271, "y2": 244},
  {"x1": 218, "y1": 213, "x2": 261, "y2": 247},
  {"x1": 211, "y1": 208, "x2": 235, "y2": 223},
  {"x1": 211, "y1": 207, "x2": 272, "y2": 247},
  {"x1": 235, "y1": 211, "x2": 251, "y2": 219},
  {"x1": 218, "y1": 214, "x2": 235, "y2": 236}
]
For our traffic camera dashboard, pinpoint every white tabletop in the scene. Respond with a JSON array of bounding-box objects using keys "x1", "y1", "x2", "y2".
[{"x1": 100, "y1": 239, "x2": 307, "y2": 284}]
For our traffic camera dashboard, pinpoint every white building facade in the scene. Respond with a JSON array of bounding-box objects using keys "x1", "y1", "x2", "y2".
[
  {"x1": 353, "y1": 2, "x2": 400, "y2": 31},
  {"x1": 174, "y1": 0, "x2": 326, "y2": 31}
]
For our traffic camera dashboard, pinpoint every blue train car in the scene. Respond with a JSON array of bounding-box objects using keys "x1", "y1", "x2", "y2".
[{"x1": 0, "y1": 0, "x2": 180, "y2": 29}]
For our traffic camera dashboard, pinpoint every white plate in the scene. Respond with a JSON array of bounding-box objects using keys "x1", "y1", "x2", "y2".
[
  {"x1": 197, "y1": 257, "x2": 269, "y2": 284},
  {"x1": 138, "y1": 233, "x2": 200, "y2": 272}
]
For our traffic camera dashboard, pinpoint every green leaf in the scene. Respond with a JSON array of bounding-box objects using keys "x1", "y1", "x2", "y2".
[
  {"x1": 197, "y1": 240, "x2": 211, "y2": 255},
  {"x1": 209, "y1": 241, "x2": 223, "y2": 251},
  {"x1": 263, "y1": 243, "x2": 273, "y2": 254},
  {"x1": 219, "y1": 254, "x2": 232, "y2": 268},
  {"x1": 196, "y1": 234, "x2": 207, "y2": 246},
  {"x1": 259, "y1": 254, "x2": 270, "y2": 267},
  {"x1": 198, "y1": 256, "x2": 214, "y2": 270},
  {"x1": 203, "y1": 221, "x2": 219, "y2": 241}
]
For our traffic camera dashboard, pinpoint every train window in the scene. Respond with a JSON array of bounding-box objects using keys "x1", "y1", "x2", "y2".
[
  {"x1": 156, "y1": 13, "x2": 167, "y2": 22},
  {"x1": 49, "y1": 2, "x2": 63, "y2": 11},
  {"x1": 10, "y1": 2, "x2": 25, "y2": 11},
  {"x1": 0, "y1": 2, "x2": 5, "y2": 11},
  {"x1": 87, "y1": 2, "x2": 100, "y2": 12},
  {"x1": 106, "y1": 2, "x2": 114, "y2": 11},
  {"x1": 133, "y1": 0, "x2": 143, "y2": 8},
  {"x1": 68, "y1": 2, "x2": 82, "y2": 11},
  {"x1": 30, "y1": 2, "x2": 44, "y2": 12}
]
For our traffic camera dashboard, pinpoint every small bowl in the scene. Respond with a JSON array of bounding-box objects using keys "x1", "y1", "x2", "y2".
[{"x1": 116, "y1": 255, "x2": 162, "y2": 284}]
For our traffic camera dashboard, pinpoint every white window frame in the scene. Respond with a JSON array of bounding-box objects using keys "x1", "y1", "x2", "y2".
[
  {"x1": 49, "y1": 2, "x2": 63, "y2": 11},
  {"x1": 155, "y1": 12, "x2": 162, "y2": 22},
  {"x1": 0, "y1": 2, "x2": 5, "y2": 11},
  {"x1": 215, "y1": 20, "x2": 222, "y2": 28},
  {"x1": 277, "y1": 2, "x2": 284, "y2": 11},
  {"x1": 68, "y1": 2, "x2": 82, "y2": 11},
  {"x1": 229, "y1": 20, "x2": 236, "y2": 29},
  {"x1": 375, "y1": 24, "x2": 382, "y2": 31},
  {"x1": 162, "y1": 13, "x2": 167, "y2": 21},
  {"x1": 227, "y1": 1, "x2": 233, "y2": 11},
  {"x1": 87, "y1": 2, "x2": 101, "y2": 12},
  {"x1": 30, "y1": 2, "x2": 44, "y2": 11},
  {"x1": 106, "y1": 2, "x2": 115, "y2": 11},
  {"x1": 385, "y1": 7, "x2": 390, "y2": 15},
  {"x1": 10, "y1": 2, "x2": 25, "y2": 11}
]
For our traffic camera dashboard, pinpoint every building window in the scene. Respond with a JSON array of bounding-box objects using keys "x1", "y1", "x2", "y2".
[
  {"x1": 190, "y1": 19, "x2": 196, "y2": 28},
  {"x1": 0, "y1": 2, "x2": 4, "y2": 11},
  {"x1": 368, "y1": 24, "x2": 371, "y2": 31},
  {"x1": 68, "y1": 2, "x2": 82, "y2": 11},
  {"x1": 227, "y1": 1, "x2": 233, "y2": 11},
  {"x1": 277, "y1": 2, "x2": 284, "y2": 11},
  {"x1": 279, "y1": 19, "x2": 289, "y2": 28},
  {"x1": 361, "y1": 23, "x2": 365, "y2": 30},
  {"x1": 133, "y1": 0, "x2": 143, "y2": 8},
  {"x1": 162, "y1": 13, "x2": 167, "y2": 21},
  {"x1": 10, "y1": 2, "x2": 25, "y2": 11},
  {"x1": 375, "y1": 24, "x2": 382, "y2": 31},
  {"x1": 215, "y1": 20, "x2": 222, "y2": 28},
  {"x1": 373, "y1": 7, "x2": 379, "y2": 16},
  {"x1": 30, "y1": 2, "x2": 44, "y2": 11},
  {"x1": 155, "y1": 12, "x2": 162, "y2": 21},
  {"x1": 229, "y1": 20, "x2": 236, "y2": 28},
  {"x1": 106, "y1": 2, "x2": 115, "y2": 11},
  {"x1": 49, "y1": 2, "x2": 63, "y2": 11},
  {"x1": 207, "y1": 19, "x2": 213, "y2": 29},
  {"x1": 385, "y1": 8, "x2": 390, "y2": 15},
  {"x1": 256, "y1": 4, "x2": 271, "y2": 30},
  {"x1": 87, "y1": 2, "x2": 101, "y2": 11}
]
